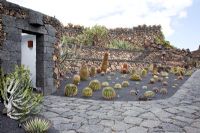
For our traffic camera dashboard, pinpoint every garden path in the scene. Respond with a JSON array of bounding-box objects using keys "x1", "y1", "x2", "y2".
[{"x1": 41, "y1": 70, "x2": 200, "y2": 133}]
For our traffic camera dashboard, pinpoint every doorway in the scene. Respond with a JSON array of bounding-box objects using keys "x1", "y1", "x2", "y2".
[{"x1": 21, "y1": 33, "x2": 36, "y2": 88}]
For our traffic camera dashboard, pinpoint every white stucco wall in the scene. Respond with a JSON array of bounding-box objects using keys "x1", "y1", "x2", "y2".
[{"x1": 21, "y1": 33, "x2": 36, "y2": 88}]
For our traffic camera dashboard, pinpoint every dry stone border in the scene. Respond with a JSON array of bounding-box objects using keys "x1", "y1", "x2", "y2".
[{"x1": 40, "y1": 70, "x2": 200, "y2": 133}]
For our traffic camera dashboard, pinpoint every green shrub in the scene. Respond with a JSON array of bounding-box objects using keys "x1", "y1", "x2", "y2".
[
  {"x1": 1, "y1": 66, "x2": 43, "y2": 120},
  {"x1": 102, "y1": 87, "x2": 116, "y2": 100},
  {"x1": 65, "y1": 84, "x2": 78, "y2": 96},
  {"x1": 89, "y1": 80, "x2": 101, "y2": 91},
  {"x1": 114, "y1": 83, "x2": 122, "y2": 89},
  {"x1": 23, "y1": 117, "x2": 51, "y2": 133},
  {"x1": 82, "y1": 87, "x2": 93, "y2": 97},
  {"x1": 122, "y1": 81, "x2": 129, "y2": 87}
]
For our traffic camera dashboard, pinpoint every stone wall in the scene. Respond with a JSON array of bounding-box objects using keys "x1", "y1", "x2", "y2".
[
  {"x1": 63, "y1": 46, "x2": 188, "y2": 73},
  {"x1": 64, "y1": 24, "x2": 164, "y2": 48},
  {"x1": 0, "y1": 0, "x2": 63, "y2": 95}
]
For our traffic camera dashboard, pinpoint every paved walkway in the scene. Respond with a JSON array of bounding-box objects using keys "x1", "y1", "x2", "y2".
[{"x1": 41, "y1": 70, "x2": 200, "y2": 133}]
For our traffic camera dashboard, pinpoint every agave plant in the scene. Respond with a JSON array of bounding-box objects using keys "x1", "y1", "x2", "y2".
[{"x1": 23, "y1": 117, "x2": 51, "y2": 133}]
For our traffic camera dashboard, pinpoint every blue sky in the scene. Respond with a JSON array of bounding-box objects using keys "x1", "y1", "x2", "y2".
[
  {"x1": 167, "y1": 0, "x2": 200, "y2": 51},
  {"x1": 7, "y1": 0, "x2": 199, "y2": 51}
]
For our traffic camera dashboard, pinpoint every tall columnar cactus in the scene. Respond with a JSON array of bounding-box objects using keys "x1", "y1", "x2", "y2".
[
  {"x1": 102, "y1": 87, "x2": 116, "y2": 100},
  {"x1": 101, "y1": 52, "x2": 109, "y2": 73},
  {"x1": 79, "y1": 64, "x2": 89, "y2": 80},
  {"x1": 65, "y1": 84, "x2": 78, "y2": 96},
  {"x1": 90, "y1": 66, "x2": 96, "y2": 77},
  {"x1": 121, "y1": 63, "x2": 129, "y2": 74},
  {"x1": 1, "y1": 66, "x2": 43, "y2": 120}
]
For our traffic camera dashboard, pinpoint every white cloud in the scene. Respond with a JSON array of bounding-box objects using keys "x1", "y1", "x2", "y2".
[{"x1": 7, "y1": 0, "x2": 192, "y2": 37}]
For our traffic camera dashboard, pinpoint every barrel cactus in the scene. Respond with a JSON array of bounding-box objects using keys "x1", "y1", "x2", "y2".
[
  {"x1": 149, "y1": 78, "x2": 155, "y2": 84},
  {"x1": 141, "y1": 69, "x2": 147, "y2": 77},
  {"x1": 160, "y1": 88, "x2": 168, "y2": 95},
  {"x1": 122, "y1": 81, "x2": 129, "y2": 87},
  {"x1": 79, "y1": 64, "x2": 89, "y2": 80},
  {"x1": 65, "y1": 84, "x2": 78, "y2": 96},
  {"x1": 144, "y1": 91, "x2": 155, "y2": 98},
  {"x1": 72, "y1": 74, "x2": 80, "y2": 85},
  {"x1": 102, "y1": 82, "x2": 109, "y2": 87},
  {"x1": 89, "y1": 79, "x2": 101, "y2": 91},
  {"x1": 82, "y1": 87, "x2": 93, "y2": 97},
  {"x1": 102, "y1": 87, "x2": 116, "y2": 100},
  {"x1": 130, "y1": 74, "x2": 142, "y2": 81},
  {"x1": 114, "y1": 83, "x2": 122, "y2": 89}
]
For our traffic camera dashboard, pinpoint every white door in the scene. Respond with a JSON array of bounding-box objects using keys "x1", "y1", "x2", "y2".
[{"x1": 21, "y1": 33, "x2": 36, "y2": 88}]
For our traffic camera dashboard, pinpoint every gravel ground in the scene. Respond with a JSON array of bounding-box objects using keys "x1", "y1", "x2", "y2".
[{"x1": 54, "y1": 71, "x2": 190, "y2": 101}]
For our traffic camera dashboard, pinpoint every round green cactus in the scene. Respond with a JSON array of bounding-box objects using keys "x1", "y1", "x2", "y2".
[
  {"x1": 144, "y1": 91, "x2": 155, "y2": 98},
  {"x1": 114, "y1": 83, "x2": 122, "y2": 89},
  {"x1": 82, "y1": 87, "x2": 93, "y2": 97},
  {"x1": 122, "y1": 81, "x2": 129, "y2": 87},
  {"x1": 89, "y1": 79, "x2": 101, "y2": 91},
  {"x1": 65, "y1": 84, "x2": 78, "y2": 97},
  {"x1": 149, "y1": 78, "x2": 155, "y2": 84},
  {"x1": 72, "y1": 74, "x2": 80, "y2": 85},
  {"x1": 102, "y1": 87, "x2": 116, "y2": 100},
  {"x1": 130, "y1": 74, "x2": 142, "y2": 81},
  {"x1": 102, "y1": 82, "x2": 109, "y2": 87}
]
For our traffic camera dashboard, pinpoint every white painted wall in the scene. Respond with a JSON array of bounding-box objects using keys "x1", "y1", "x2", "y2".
[{"x1": 21, "y1": 33, "x2": 36, "y2": 88}]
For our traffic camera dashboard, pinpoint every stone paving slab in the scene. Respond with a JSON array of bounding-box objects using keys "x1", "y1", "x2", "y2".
[{"x1": 40, "y1": 70, "x2": 200, "y2": 133}]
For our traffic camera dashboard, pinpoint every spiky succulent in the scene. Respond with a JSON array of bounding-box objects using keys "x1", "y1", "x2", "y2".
[
  {"x1": 144, "y1": 91, "x2": 155, "y2": 98},
  {"x1": 122, "y1": 81, "x2": 129, "y2": 87},
  {"x1": 82, "y1": 87, "x2": 93, "y2": 97},
  {"x1": 114, "y1": 83, "x2": 122, "y2": 89},
  {"x1": 130, "y1": 74, "x2": 142, "y2": 81},
  {"x1": 102, "y1": 87, "x2": 116, "y2": 100},
  {"x1": 65, "y1": 84, "x2": 78, "y2": 96},
  {"x1": 89, "y1": 80, "x2": 101, "y2": 91},
  {"x1": 102, "y1": 82, "x2": 109, "y2": 87},
  {"x1": 23, "y1": 117, "x2": 51, "y2": 133},
  {"x1": 153, "y1": 75, "x2": 159, "y2": 81},
  {"x1": 72, "y1": 74, "x2": 80, "y2": 85},
  {"x1": 160, "y1": 88, "x2": 168, "y2": 95},
  {"x1": 162, "y1": 81, "x2": 168, "y2": 86}
]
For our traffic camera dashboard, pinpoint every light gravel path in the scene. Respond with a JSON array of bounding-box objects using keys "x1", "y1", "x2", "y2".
[{"x1": 40, "y1": 70, "x2": 200, "y2": 133}]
